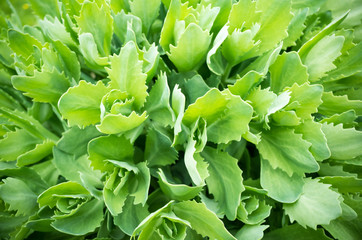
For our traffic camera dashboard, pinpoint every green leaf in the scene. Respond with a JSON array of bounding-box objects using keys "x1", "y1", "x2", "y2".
[
  {"x1": 76, "y1": 0, "x2": 113, "y2": 56},
  {"x1": 283, "y1": 178, "x2": 342, "y2": 229},
  {"x1": 144, "y1": 73, "x2": 174, "y2": 127},
  {"x1": 144, "y1": 127, "x2": 178, "y2": 167},
  {"x1": 228, "y1": 71, "x2": 263, "y2": 98},
  {"x1": 88, "y1": 135, "x2": 134, "y2": 172},
  {"x1": 285, "y1": 83, "x2": 323, "y2": 119},
  {"x1": 321, "y1": 123, "x2": 362, "y2": 160},
  {"x1": 269, "y1": 52, "x2": 309, "y2": 93},
  {"x1": 8, "y1": 29, "x2": 42, "y2": 60},
  {"x1": 130, "y1": 0, "x2": 161, "y2": 33},
  {"x1": 201, "y1": 146, "x2": 244, "y2": 220},
  {"x1": 114, "y1": 197, "x2": 149, "y2": 236},
  {"x1": 168, "y1": 23, "x2": 211, "y2": 72},
  {"x1": 295, "y1": 120, "x2": 330, "y2": 161},
  {"x1": 319, "y1": 176, "x2": 362, "y2": 194},
  {"x1": 235, "y1": 224, "x2": 268, "y2": 240},
  {"x1": 96, "y1": 111, "x2": 147, "y2": 134},
  {"x1": 107, "y1": 41, "x2": 148, "y2": 109},
  {"x1": 28, "y1": 0, "x2": 60, "y2": 19},
  {"x1": 237, "y1": 196, "x2": 271, "y2": 225},
  {"x1": 17, "y1": 140, "x2": 54, "y2": 167},
  {"x1": 318, "y1": 91, "x2": 362, "y2": 116},
  {"x1": 78, "y1": 33, "x2": 109, "y2": 69},
  {"x1": 172, "y1": 201, "x2": 236, "y2": 240},
  {"x1": 283, "y1": 8, "x2": 308, "y2": 48},
  {"x1": 58, "y1": 80, "x2": 110, "y2": 127},
  {"x1": 12, "y1": 69, "x2": 70, "y2": 104},
  {"x1": 0, "y1": 177, "x2": 38, "y2": 216},
  {"x1": 51, "y1": 199, "x2": 104, "y2": 236},
  {"x1": 257, "y1": 126, "x2": 319, "y2": 176},
  {"x1": 263, "y1": 223, "x2": 331, "y2": 240},
  {"x1": 157, "y1": 169, "x2": 203, "y2": 201},
  {"x1": 300, "y1": 34, "x2": 344, "y2": 81},
  {"x1": 207, "y1": 25, "x2": 229, "y2": 75},
  {"x1": 0, "y1": 128, "x2": 41, "y2": 162},
  {"x1": 260, "y1": 157, "x2": 304, "y2": 203}
]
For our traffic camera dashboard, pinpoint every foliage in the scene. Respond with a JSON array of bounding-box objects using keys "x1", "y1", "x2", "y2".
[{"x1": 0, "y1": 0, "x2": 362, "y2": 239}]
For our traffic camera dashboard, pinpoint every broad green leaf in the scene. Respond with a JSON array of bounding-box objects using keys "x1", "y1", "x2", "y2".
[
  {"x1": 114, "y1": 197, "x2": 149, "y2": 236},
  {"x1": 76, "y1": 0, "x2": 113, "y2": 56},
  {"x1": 320, "y1": 110, "x2": 358, "y2": 128},
  {"x1": 319, "y1": 176, "x2": 362, "y2": 194},
  {"x1": 58, "y1": 80, "x2": 109, "y2": 127},
  {"x1": 269, "y1": 52, "x2": 309, "y2": 93},
  {"x1": 321, "y1": 123, "x2": 362, "y2": 160},
  {"x1": 28, "y1": 0, "x2": 60, "y2": 19},
  {"x1": 260, "y1": 157, "x2": 304, "y2": 203},
  {"x1": 130, "y1": 0, "x2": 161, "y2": 33},
  {"x1": 246, "y1": 87, "x2": 277, "y2": 118},
  {"x1": 284, "y1": 178, "x2": 342, "y2": 229},
  {"x1": 207, "y1": 25, "x2": 229, "y2": 75},
  {"x1": 39, "y1": 16, "x2": 77, "y2": 49},
  {"x1": 300, "y1": 34, "x2": 344, "y2": 81},
  {"x1": 182, "y1": 75, "x2": 210, "y2": 105},
  {"x1": 285, "y1": 83, "x2": 323, "y2": 119},
  {"x1": 158, "y1": 169, "x2": 203, "y2": 201},
  {"x1": 113, "y1": 10, "x2": 143, "y2": 45},
  {"x1": 17, "y1": 140, "x2": 54, "y2": 167},
  {"x1": 144, "y1": 73, "x2": 174, "y2": 127},
  {"x1": 172, "y1": 201, "x2": 236, "y2": 240},
  {"x1": 8, "y1": 29, "x2": 42, "y2": 60},
  {"x1": 96, "y1": 111, "x2": 147, "y2": 134},
  {"x1": 295, "y1": 120, "x2": 330, "y2": 161},
  {"x1": 235, "y1": 224, "x2": 269, "y2": 240},
  {"x1": 144, "y1": 127, "x2": 178, "y2": 167},
  {"x1": 0, "y1": 128, "x2": 41, "y2": 162},
  {"x1": 321, "y1": 42, "x2": 362, "y2": 81},
  {"x1": 271, "y1": 111, "x2": 300, "y2": 126},
  {"x1": 201, "y1": 146, "x2": 244, "y2": 220},
  {"x1": 88, "y1": 135, "x2": 134, "y2": 172},
  {"x1": 207, "y1": 90, "x2": 253, "y2": 144},
  {"x1": 318, "y1": 91, "x2": 362, "y2": 116},
  {"x1": 228, "y1": 71, "x2": 263, "y2": 98},
  {"x1": 0, "y1": 177, "x2": 38, "y2": 216},
  {"x1": 263, "y1": 223, "x2": 331, "y2": 240},
  {"x1": 107, "y1": 41, "x2": 148, "y2": 109},
  {"x1": 257, "y1": 126, "x2": 319, "y2": 176},
  {"x1": 129, "y1": 162, "x2": 151, "y2": 205},
  {"x1": 237, "y1": 196, "x2": 271, "y2": 225},
  {"x1": 168, "y1": 23, "x2": 211, "y2": 72},
  {"x1": 51, "y1": 199, "x2": 104, "y2": 236},
  {"x1": 12, "y1": 69, "x2": 70, "y2": 104}
]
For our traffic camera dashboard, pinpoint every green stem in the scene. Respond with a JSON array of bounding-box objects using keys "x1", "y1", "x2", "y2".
[{"x1": 220, "y1": 63, "x2": 233, "y2": 88}]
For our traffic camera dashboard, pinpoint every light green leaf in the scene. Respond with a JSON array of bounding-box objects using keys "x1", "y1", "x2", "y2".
[
  {"x1": 295, "y1": 120, "x2": 330, "y2": 162},
  {"x1": 28, "y1": 0, "x2": 60, "y2": 19},
  {"x1": 228, "y1": 71, "x2": 263, "y2": 98},
  {"x1": 12, "y1": 69, "x2": 70, "y2": 104},
  {"x1": 172, "y1": 201, "x2": 236, "y2": 240},
  {"x1": 17, "y1": 140, "x2": 54, "y2": 167},
  {"x1": 271, "y1": 111, "x2": 301, "y2": 126},
  {"x1": 300, "y1": 34, "x2": 344, "y2": 81},
  {"x1": 0, "y1": 177, "x2": 38, "y2": 216},
  {"x1": 130, "y1": 0, "x2": 161, "y2": 33},
  {"x1": 257, "y1": 126, "x2": 319, "y2": 176},
  {"x1": 235, "y1": 224, "x2": 269, "y2": 240},
  {"x1": 76, "y1": 0, "x2": 113, "y2": 56},
  {"x1": 321, "y1": 123, "x2": 362, "y2": 160},
  {"x1": 320, "y1": 110, "x2": 358, "y2": 128},
  {"x1": 0, "y1": 128, "x2": 41, "y2": 162},
  {"x1": 318, "y1": 91, "x2": 362, "y2": 116},
  {"x1": 113, "y1": 10, "x2": 143, "y2": 45},
  {"x1": 171, "y1": 84, "x2": 186, "y2": 143},
  {"x1": 158, "y1": 169, "x2": 203, "y2": 201},
  {"x1": 283, "y1": 8, "x2": 308, "y2": 48},
  {"x1": 144, "y1": 73, "x2": 174, "y2": 127},
  {"x1": 237, "y1": 196, "x2": 271, "y2": 225},
  {"x1": 96, "y1": 111, "x2": 147, "y2": 134},
  {"x1": 129, "y1": 162, "x2": 151, "y2": 205},
  {"x1": 107, "y1": 41, "x2": 148, "y2": 109},
  {"x1": 269, "y1": 52, "x2": 309, "y2": 93},
  {"x1": 58, "y1": 80, "x2": 109, "y2": 127},
  {"x1": 168, "y1": 23, "x2": 211, "y2": 72},
  {"x1": 201, "y1": 146, "x2": 244, "y2": 220},
  {"x1": 284, "y1": 178, "x2": 342, "y2": 229},
  {"x1": 319, "y1": 176, "x2": 362, "y2": 194},
  {"x1": 260, "y1": 157, "x2": 304, "y2": 203},
  {"x1": 8, "y1": 29, "x2": 42, "y2": 60},
  {"x1": 78, "y1": 33, "x2": 109, "y2": 69},
  {"x1": 51, "y1": 199, "x2": 104, "y2": 236},
  {"x1": 285, "y1": 83, "x2": 323, "y2": 119},
  {"x1": 88, "y1": 135, "x2": 134, "y2": 172},
  {"x1": 207, "y1": 25, "x2": 229, "y2": 75},
  {"x1": 144, "y1": 127, "x2": 178, "y2": 167}
]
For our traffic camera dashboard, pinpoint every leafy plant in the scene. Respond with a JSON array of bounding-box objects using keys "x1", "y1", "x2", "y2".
[{"x1": 0, "y1": 0, "x2": 362, "y2": 239}]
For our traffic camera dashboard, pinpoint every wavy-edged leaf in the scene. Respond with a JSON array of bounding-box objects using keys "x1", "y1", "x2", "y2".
[
  {"x1": 96, "y1": 111, "x2": 147, "y2": 134},
  {"x1": 58, "y1": 80, "x2": 109, "y2": 127},
  {"x1": 283, "y1": 178, "x2": 342, "y2": 229},
  {"x1": 318, "y1": 91, "x2": 362, "y2": 116}
]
